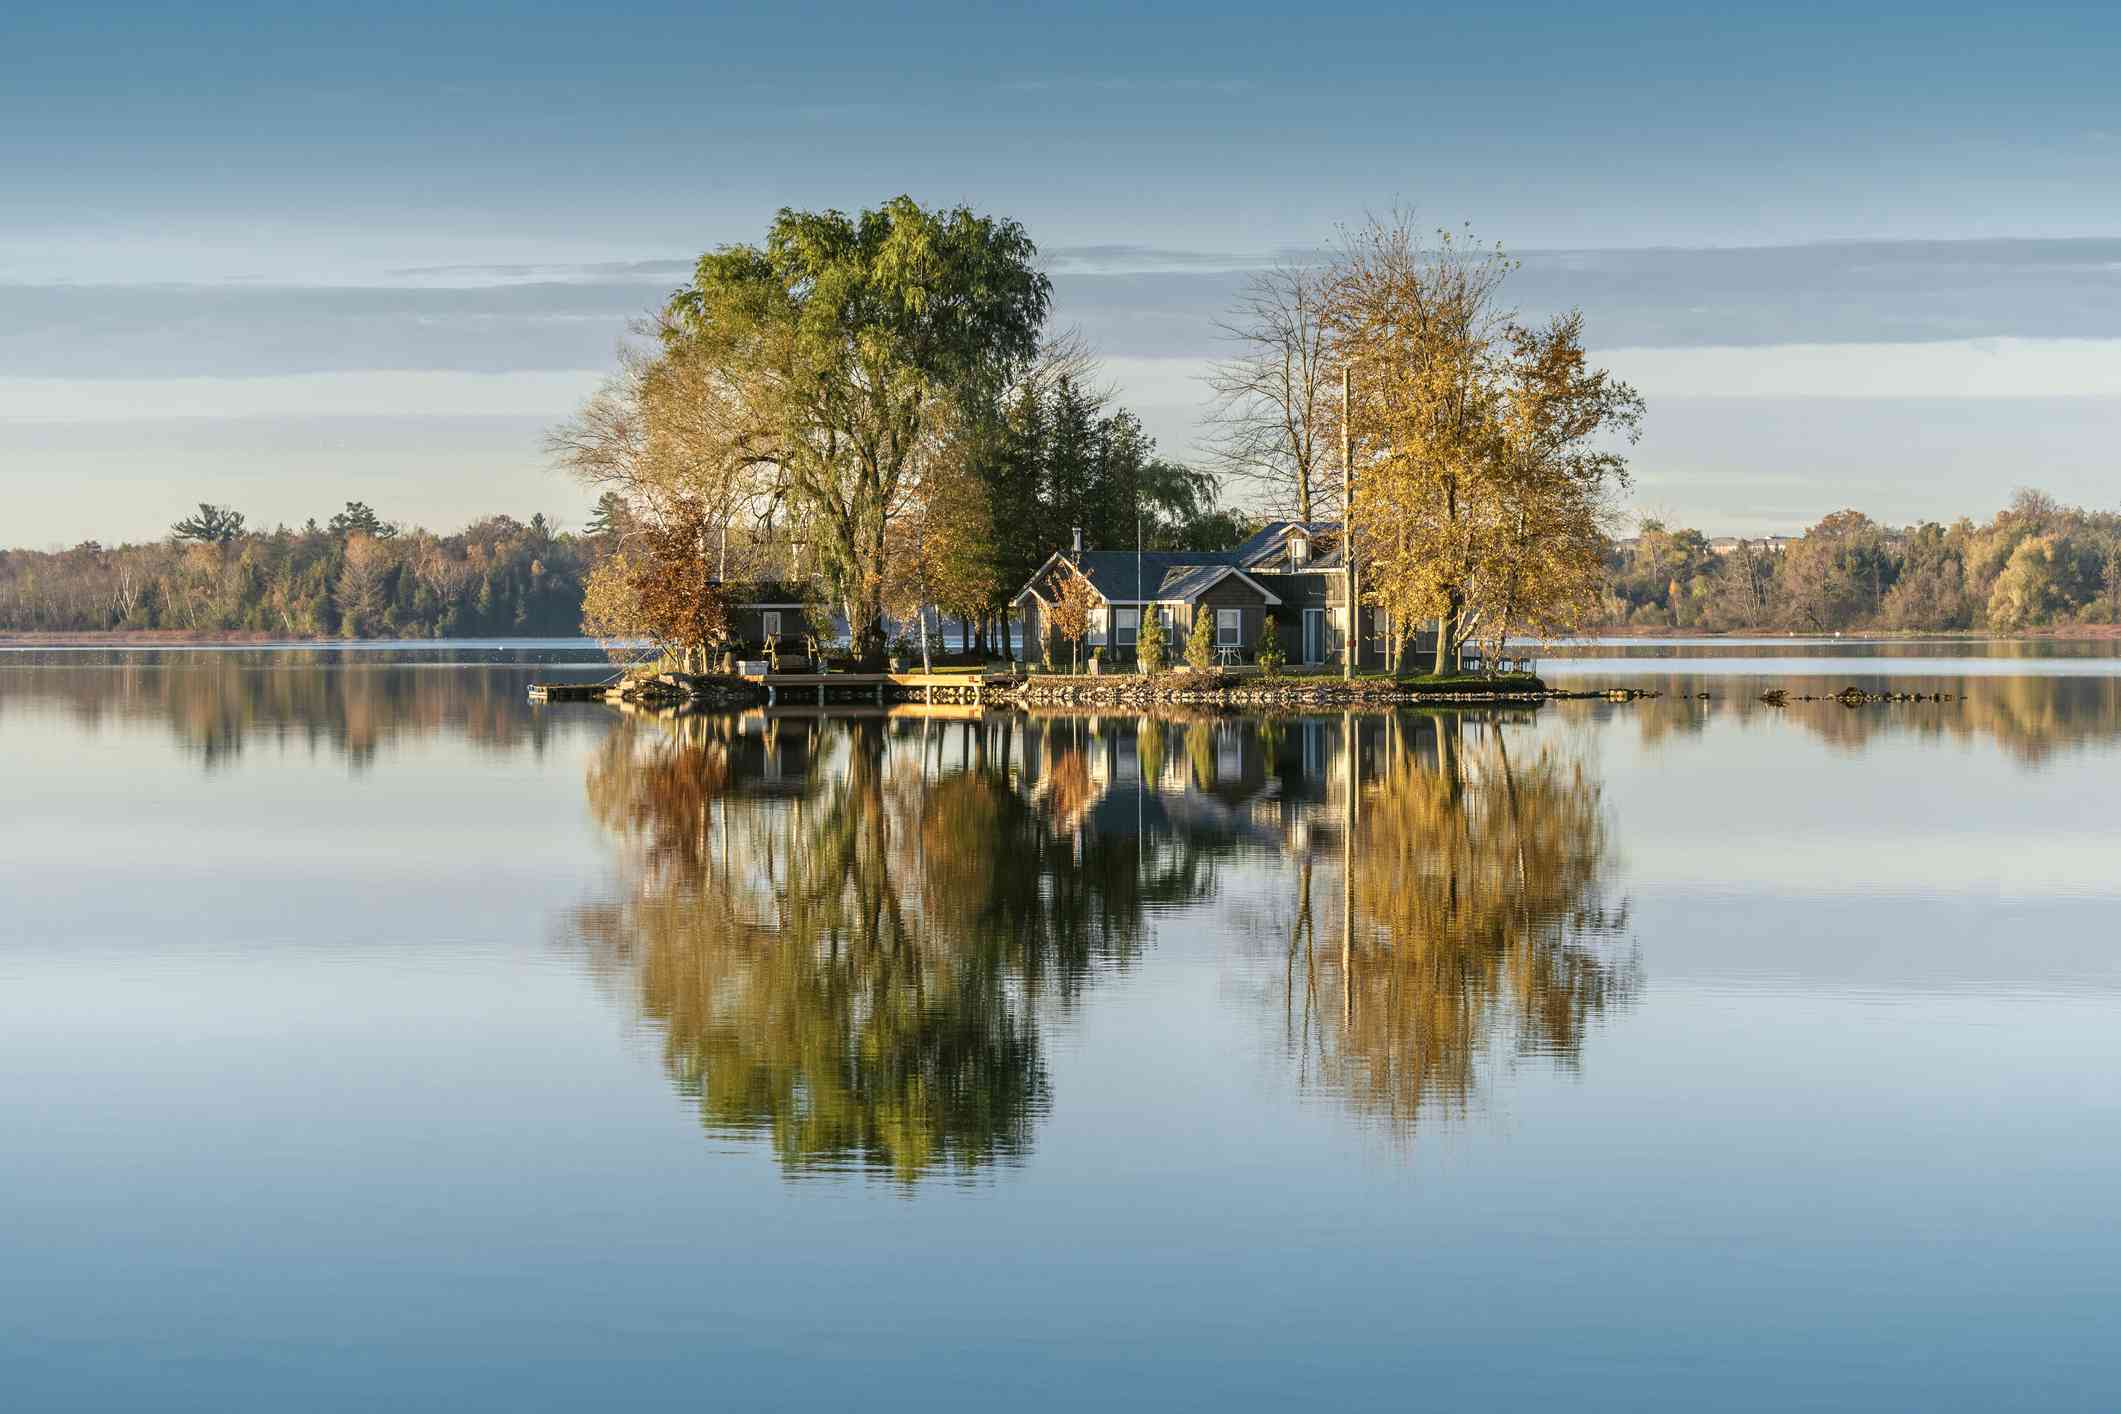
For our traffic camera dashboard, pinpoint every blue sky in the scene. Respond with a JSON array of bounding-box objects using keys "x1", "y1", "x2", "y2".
[{"x1": 3, "y1": 0, "x2": 2119, "y2": 542}]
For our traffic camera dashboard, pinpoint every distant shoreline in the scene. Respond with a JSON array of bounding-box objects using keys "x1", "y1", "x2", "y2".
[
  {"x1": 0, "y1": 630, "x2": 594, "y2": 646},
  {"x1": 1565, "y1": 624, "x2": 2121, "y2": 642},
  {"x1": 5, "y1": 624, "x2": 2117, "y2": 649}
]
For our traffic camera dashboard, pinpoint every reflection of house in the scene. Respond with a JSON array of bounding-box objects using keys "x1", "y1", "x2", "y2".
[
  {"x1": 725, "y1": 713, "x2": 822, "y2": 795},
  {"x1": 1011, "y1": 523, "x2": 1436, "y2": 670}
]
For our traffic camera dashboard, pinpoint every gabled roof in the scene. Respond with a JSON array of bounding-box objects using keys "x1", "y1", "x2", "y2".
[
  {"x1": 1018, "y1": 550, "x2": 1233, "y2": 604},
  {"x1": 1012, "y1": 533, "x2": 1336, "y2": 608},
  {"x1": 1231, "y1": 520, "x2": 1341, "y2": 569},
  {"x1": 1155, "y1": 562, "x2": 1282, "y2": 605}
]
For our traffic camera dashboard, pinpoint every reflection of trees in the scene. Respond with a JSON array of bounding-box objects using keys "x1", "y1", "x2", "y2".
[
  {"x1": 1608, "y1": 673, "x2": 2121, "y2": 768},
  {"x1": 572, "y1": 713, "x2": 1189, "y2": 1181},
  {"x1": 0, "y1": 651, "x2": 583, "y2": 767},
  {"x1": 1282, "y1": 715, "x2": 1638, "y2": 1134}
]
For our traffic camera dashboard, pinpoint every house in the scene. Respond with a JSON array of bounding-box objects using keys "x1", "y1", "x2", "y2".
[
  {"x1": 721, "y1": 581, "x2": 819, "y2": 652},
  {"x1": 1010, "y1": 523, "x2": 1435, "y2": 671}
]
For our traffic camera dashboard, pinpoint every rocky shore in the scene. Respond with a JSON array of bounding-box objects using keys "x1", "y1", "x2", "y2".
[{"x1": 538, "y1": 668, "x2": 1661, "y2": 711}]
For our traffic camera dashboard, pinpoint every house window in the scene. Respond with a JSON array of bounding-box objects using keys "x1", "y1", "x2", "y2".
[
  {"x1": 761, "y1": 610, "x2": 782, "y2": 641},
  {"x1": 1115, "y1": 607, "x2": 1139, "y2": 646},
  {"x1": 1216, "y1": 608, "x2": 1242, "y2": 648}
]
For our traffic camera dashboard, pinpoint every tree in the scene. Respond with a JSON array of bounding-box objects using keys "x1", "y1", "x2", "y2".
[
  {"x1": 1135, "y1": 608, "x2": 1167, "y2": 674},
  {"x1": 1987, "y1": 533, "x2": 2073, "y2": 630},
  {"x1": 584, "y1": 490, "x2": 633, "y2": 539},
  {"x1": 579, "y1": 498, "x2": 731, "y2": 670},
  {"x1": 1256, "y1": 615, "x2": 1286, "y2": 675},
  {"x1": 1460, "y1": 314, "x2": 1642, "y2": 661},
  {"x1": 334, "y1": 533, "x2": 395, "y2": 636},
  {"x1": 1780, "y1": 510, "x2": 1894, "y2": 631},
  {"x1": 1205, "y1": 262, "x2": 1336, "y2": 521},
  {"x1": 885, "y1": 425, "x2": 1000, "y2": 672},
  {"x1": 172, "y1": 503, "x2": 245, "y2": 545},
  {"x1": 1185, "y1": 606, "x2": 1216, "y2": 672},
  {"x1": 1047, "y1": 564, "x2": 1096, "y2": 674},
  {"x1": 1324, "y1": 217, "x2": 1514, "y2": 674},
  {"x1": 328, "y1": 501, "x2": 394, "y2": 539},
  {"x1": 649, "y1": 197, "x2": 1051, "y2": 656},
  {"x1": 1326, "y1": 219, "x2": 1637, "y2": 669}
]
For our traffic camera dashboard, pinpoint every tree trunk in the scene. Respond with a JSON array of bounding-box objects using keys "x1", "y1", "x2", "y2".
[{"x1": 1433, "y1": 587, "x2": 1463, "y2": 674}]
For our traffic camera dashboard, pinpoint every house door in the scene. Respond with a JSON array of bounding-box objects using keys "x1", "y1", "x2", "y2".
[{"x1": 1302, "y1": 608, "x2": 1325, "y2": 664}]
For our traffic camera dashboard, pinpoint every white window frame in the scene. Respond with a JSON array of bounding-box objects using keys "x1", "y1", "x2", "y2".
[
  {"x1": 761, "y1": 610, "x2": 782, "y2": 640},
  {"x1": 1216, "y1": 608, "x2": 1242, "y2": 648},
  {"x1": 1114, "y1": 606, "x2": 1140, "y2": 646}
]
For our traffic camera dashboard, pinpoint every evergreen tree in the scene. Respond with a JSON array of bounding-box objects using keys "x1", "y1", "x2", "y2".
[
  {"x1": 328, "y1": 501, "x2": 394, "y2": 539},
  {"x1": 1185, "y1": 609, "x2": 1216, "y2": 672},
  {"x1": 172, "y1": 503, "x2": 246, "y2": 545}
]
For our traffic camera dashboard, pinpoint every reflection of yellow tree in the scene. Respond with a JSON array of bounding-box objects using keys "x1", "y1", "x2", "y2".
[
  {"x1": 1286, "y1": 717, "x2": 1637, "y2": 1133},
  {"x1": 572, "y1": 715, "x2": 1183, "y2": 1182}
]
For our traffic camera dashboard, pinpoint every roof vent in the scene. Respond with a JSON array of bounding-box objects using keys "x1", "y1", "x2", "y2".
[{"x1": 1072, "y1": 526, "x2": 1083, "y2": 553}]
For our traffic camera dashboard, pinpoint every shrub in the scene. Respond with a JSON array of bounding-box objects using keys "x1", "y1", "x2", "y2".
[
  {"x1": 1136, "y1": 611, "x2": 1167, "y2": 674},
  {"x1": 1256, "y1": 615, "x2": 1285, "y2": 676},
  {"x1": 1185, "y1": 610, "x2": 1216, "y2": 671}
]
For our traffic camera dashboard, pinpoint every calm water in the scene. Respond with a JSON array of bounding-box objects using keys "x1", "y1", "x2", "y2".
[{"x1": 4, "y1": 642, "x2": 2118, "y2": 1411}]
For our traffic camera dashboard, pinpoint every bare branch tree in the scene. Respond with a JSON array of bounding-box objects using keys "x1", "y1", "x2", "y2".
[{"x1": 1202, "y1": 261, "x2": 1335, "y2": 522}]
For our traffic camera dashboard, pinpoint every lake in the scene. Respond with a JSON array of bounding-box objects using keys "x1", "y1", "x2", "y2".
[{"x1": 3, "y1": 641, "x2": 2118, "y2": 1411}]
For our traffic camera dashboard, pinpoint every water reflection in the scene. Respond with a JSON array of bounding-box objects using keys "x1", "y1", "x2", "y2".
[
  {"x1": 1279, "y1": 716, "x2": 1636, "y2": 1133},
  {"x1": 0, "y1": 646, "x2": 610, "y2": 766},
  {"x1": 571, "y1": 709, "x2": 1202, "y2": 1181},
  {"x1": 573, "y1": 704, "x2": 1638, "y2": 1177},
  {"x1": 1576, "y1": 674, "x2": 2121, "y2": 766}
]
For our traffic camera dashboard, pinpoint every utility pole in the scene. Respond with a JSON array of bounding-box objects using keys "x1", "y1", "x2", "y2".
[{"x1": 1341, "y1": 365, "x2": 1356, "y2": 681}]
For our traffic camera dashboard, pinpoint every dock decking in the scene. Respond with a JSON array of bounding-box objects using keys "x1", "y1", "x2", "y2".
[{"x1": 531, "y1": 671, "x2": 1013, "y2": 707}]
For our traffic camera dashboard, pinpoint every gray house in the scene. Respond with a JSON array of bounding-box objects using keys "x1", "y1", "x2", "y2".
[
  {"x1": 1011, "y1": 522, "x2": 1433, "y2": 671},
  {"x1": 721, "y1": 581, "x2": 819, "y2": 652}
]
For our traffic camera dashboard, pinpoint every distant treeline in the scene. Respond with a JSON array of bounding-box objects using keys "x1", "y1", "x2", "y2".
[
  {"x1": 1601, "y1": 491, "x2": 2121, "y2": 632},
  {"x1": 0, "y1": 502, "x2": 596, "y2": 637},
  {"x1": 12, "y1": 486, "x2": 2121, "y2": 640}
]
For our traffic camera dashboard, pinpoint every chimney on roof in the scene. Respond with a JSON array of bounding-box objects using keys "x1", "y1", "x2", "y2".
[{"x1": 1072, "y1": 526, "x2": 1083, "y2": 553}]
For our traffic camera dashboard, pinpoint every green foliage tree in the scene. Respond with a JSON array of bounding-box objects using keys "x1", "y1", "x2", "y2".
[
  {"x1": 1256, "y1": 615, "x2": 1286, "y2": 675},
  {"x1": 585, "y1": 490, "x2": 632, "y2": 539},
  {"x1": 328, "y1": 501, "x2": 394, "y2": 539},
  {"x1": 1185, "y1": 608, "x2": 1216, "y2": 672},
  {"x1": 656, "y1": 196, "x2": 1051, "y2": 655},
  {"x1": 1135, "y1": 608, "x2": 1167, "y2": 674},
  {"x1": 171, "y1": 503, "x2": 245, "y2": 545}
]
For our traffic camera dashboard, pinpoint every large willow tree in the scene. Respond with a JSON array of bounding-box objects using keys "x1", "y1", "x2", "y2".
[{"x1": 662, "y1": 197, "x2": 1049, "y2": 653}]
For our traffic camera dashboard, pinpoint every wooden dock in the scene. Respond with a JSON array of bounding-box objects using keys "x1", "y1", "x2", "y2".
[
  {"x1": 740, "y1": 671, "x2": 995, "y2": 706},
  {"x1": 527, "y1": 681, "x2": 612, "y2": 702},
  {"x1": 531, "y1": 670, "x2": 1016, "y2": 708}
]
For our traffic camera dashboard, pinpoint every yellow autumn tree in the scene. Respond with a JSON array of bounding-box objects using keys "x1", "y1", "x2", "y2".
[
  {"x1": 1324, "y1": 217, "x2": 1511, "y2": 674},
  {"x1": 1324, "y1": 217, "x2": 1640, "y2": 672}
]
